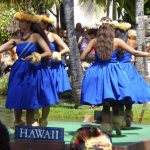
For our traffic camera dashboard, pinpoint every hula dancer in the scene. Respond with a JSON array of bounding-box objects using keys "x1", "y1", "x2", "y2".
[
  {"x1": 0, "y1": 12, "x2": 59, "y2": 126},
  {"x1": 34, "y1": 15, "x2": 72, "y2": 126},
  {"x1": 80, "y1": 22, "x2": 150, "y2": 135}
]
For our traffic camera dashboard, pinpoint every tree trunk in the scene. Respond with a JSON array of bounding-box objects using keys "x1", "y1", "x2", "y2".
[
  {"x1": 56, "y1": 6, "x2": 60, "y2": 35},
  {"x1": 63, "y1": 0, "x2": 83, "y2": 107},
  {"x1": 107, "y1": 0, "x2": 111, "y2": 17},
  {"x1": 60, "y1": 3, "x2": 67, "y2": 30},
  {"x1": 112, "y1": 0, "x2": 117, "y2": 20},
  {"x1": 135, "y1": 0, "x2": 149, "y2": 81}
]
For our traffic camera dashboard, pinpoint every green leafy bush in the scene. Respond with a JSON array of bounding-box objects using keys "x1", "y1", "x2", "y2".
[
  {"x1": 0, "y1": 8, "x2": 16, "y2": 44},
  {"x1": 0, "y1": 74, "x2": 8, "y2": 95}
]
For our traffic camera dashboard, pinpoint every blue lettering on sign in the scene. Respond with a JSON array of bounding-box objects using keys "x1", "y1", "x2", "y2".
[{"x1": 15, "y1": 126, "x2": 64, "y2": 141}]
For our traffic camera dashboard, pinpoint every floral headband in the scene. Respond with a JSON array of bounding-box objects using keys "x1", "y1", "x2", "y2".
[
  {"x1": 99, "y1": 20, "x2": 131, "y2": 31},
  {"x1": 39, "y1": 15, "x2": 55, "y2": 24},
  {"x1": 14, "y1": 12, "x2": 41, "y2": 23},
  {"x1": 115, "y1": 22, "x2": 131, "y2": 31}
]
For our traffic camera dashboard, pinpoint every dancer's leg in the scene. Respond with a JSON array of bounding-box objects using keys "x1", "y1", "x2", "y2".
[
  {"x1": 125, "y1": 103, "x2": 133, "y2": 127},
  {"x1": 119, "y1": 104, "x2": 126, "y2": 128},
  {"x1": 14, "y1": 109, "x2": 25, "y2": 126},
  {"x1": 101, "y1": 102, "x2": 112, "y2": 136},
  {"x1": 34, "y1": 109, "x2": 40, "y2": 122},
  {"x1": 26, "y1": 109, "x2": 35, "y2": 126},
  {"x1": 39, "y1": 106, "x2": 50, "y2": 127},
  {"x1": 112, "y1": 102, "x2": 122, "y2": 135}
]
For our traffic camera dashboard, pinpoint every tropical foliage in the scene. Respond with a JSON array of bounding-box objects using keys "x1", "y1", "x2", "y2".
[
  {"x1": 144, "y1": 0, "x2": 150, "y2": 15},
  {"x1": 79, "y1": 0, "x2": 149, "y2": 26},
  {"x1": 0, "y1": 8, "x2": 16, "y2": 44},
  {"x1": 79, "y1": 0, "x2": 107, "y2": 11},
  {"x1": 117, "y1": 0, "x2": 135, "y2": 25},
  {"x1": 117, "y1": 0, "x2": 150, "y2": 25},
  {"x1": 80, "y1": 0, "x2": 106, "y2": 5},
  {"x1": 0, "y1": 0, "x2": 63, "y2": 13},
  {"x1": 0, "y1": 75, "x2": 8, "y2": 95}
]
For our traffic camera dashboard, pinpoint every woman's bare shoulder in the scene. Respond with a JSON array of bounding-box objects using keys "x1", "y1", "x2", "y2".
[
  {"x1": 114, "y1": 38, "x2": 124, "y2": 45},
  {"x1": 113, "y1": 38, "x2": 124, "y2": 49},
  {"x1": 31, "y1": 33, "x2": 40, "y2": 38},
  {"x1": 47, "y1": 32, "x2": 57, "y2": 42},
  {"x1": 30, "y1": 33, "x2": 43, "y2": 42},
  {"x1": 91, "y1": 38, "x2": 97, "y2": 43},
  {"x1": 114, "y1": 38, "x2": 122, "y2": 43}
]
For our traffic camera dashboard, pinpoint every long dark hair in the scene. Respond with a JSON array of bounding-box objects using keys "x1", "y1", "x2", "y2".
[
  {"x1": 44, "y1": 22, "x2": 59, "y2": 52},
  {"x1": 30, "y1": 23, "x2": 50, "y2": 53},
  {"x1": 115, "y1": 29, "x2": 128, "y2": 58},
  {"x1": 95, "y1": 23, "x2": 115, "y2": 60},
  {"x1": 0, "y1": 121, "x2": 11, "y2": 150},
  {"x1": 47, "y1": 23, "x2": 56, "y2": 33}
]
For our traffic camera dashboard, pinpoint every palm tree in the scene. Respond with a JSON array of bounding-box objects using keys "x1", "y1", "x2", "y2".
[
  {"x1": 135, "y1": 0, "x2": 148, "y2": 79},
  {"x1": 112, "y1": 0, "x2": 117, "y2": 20},
  {"x1": 135, "y1": 0, "x2": 149, "y2": 123},
  {"x1": 79, "y1": 0, "x2": 106, "y2": 12},
  {"x1": 63, "y1": 0, "x2": 83, "y2": 107},
  {"x1": 105, "y1": 0, "x2": 135, "y2": 23},
  {"x1": 80, "y1": 0, "x2": 106, "y2": 6},
  {"x1": 80, "y1": 0, "x2": 113, "y2": 20},
  {"x1": 117, "y1": 0, "x2": 150, "y2": 25},
  {"x1": 107, "y1": 0, "x2": 111, "y2": 17}
]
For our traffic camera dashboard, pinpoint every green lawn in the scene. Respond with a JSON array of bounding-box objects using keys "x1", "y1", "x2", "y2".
[
  {"x1": 0, "y1": 95, "x2": 150, "y2": 124},
  {"x1": 47, "y1": 103, "x2": 150, "y2": 124}
]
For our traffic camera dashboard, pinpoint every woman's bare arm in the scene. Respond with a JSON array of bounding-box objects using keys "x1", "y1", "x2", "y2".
[
  {"x1": 78, "y1": 36, "x2": 83, "y2": 45},
  {"x1": 115, "y1": 38, "x2": 150, "y2": 57},
  {"x1": 9, "y1": 47, "x2": 18, "y2": 61},
  {"x1": 80, "y1": 39, "x2": 96, "y2": 60},
  {"x1": 34, "y1": 33, "x2": 52, "y2": 58},
  {"x1": 0, "y1": 39, "x2": 16, "y2": 53},
  {"x1": 51, "y1": 33, "x2": 70, "y2": 55}
]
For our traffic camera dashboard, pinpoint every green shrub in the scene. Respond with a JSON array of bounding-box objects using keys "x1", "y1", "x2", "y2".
[{"x1": 0, "y1": 74, "x2": 8, "y2": 95}]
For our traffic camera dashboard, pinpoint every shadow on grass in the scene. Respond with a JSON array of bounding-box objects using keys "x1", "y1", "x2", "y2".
[
  {"x1": 81, "y1": 123, "x2": 101, "y2": 128},
  {"x1": 52, "y1": 103, "x2": 75, "y2": 109},
  {"x1": 111, "y1": 134, "x2": 127, "y2": 138},
  {"x1": 113, "y1": 141, "x2": 136, "y2": 146},
  {"x1": 124, "y1": 133, "x2": 140, "y2": 135},
  {"x1": 122, "y1": 126, "x2": 143, "y2": 130}
]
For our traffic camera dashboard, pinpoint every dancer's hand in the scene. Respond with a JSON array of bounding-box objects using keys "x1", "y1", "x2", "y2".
[
  {"x1": 52, "y1": 52, "x2": 61, "y2": 61},
  {"x1": 22, "y1": 55, "x2": 33, "y2": 61},
  {"x1": 22, "y1": 52, "x2": 41, "y2": 64}
]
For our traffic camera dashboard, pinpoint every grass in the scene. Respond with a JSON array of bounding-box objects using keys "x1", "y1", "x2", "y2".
[
  {"x1": 48, "y1": 104, "x2": 95, "y2": 121},
  {"x1": 0, "y1": 74, "x2": 8, "y2": 95},
  {"x1": 0, "y1": 95, "x2": 150, "y2": 124},
  {"x1": 132, "y1": 104, "x2": 150, "y2": 124},
  {"x1": 0, "y1": 78, "x2": 150, "y2": 124},
  {"x1": 46, "y1": 103, "x2": 150, "y2": 124}
]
